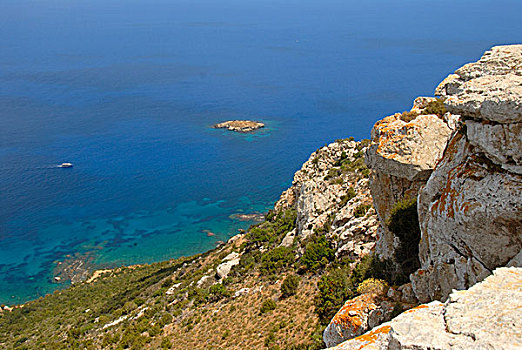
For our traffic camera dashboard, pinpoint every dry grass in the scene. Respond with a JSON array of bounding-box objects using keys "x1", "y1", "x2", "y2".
[{"x1": 159, "y1": 274, "x2": 320, "y2": 349}]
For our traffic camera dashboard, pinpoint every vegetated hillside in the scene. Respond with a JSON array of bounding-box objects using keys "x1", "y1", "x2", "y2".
[{"x1": 0, "y1": 138, "x2": 396, "y2": 350}]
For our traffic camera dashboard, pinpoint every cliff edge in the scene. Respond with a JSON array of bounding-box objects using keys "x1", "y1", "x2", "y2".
[{"x1": 327, "y1": 44, "x2": 521, "y2": 349}]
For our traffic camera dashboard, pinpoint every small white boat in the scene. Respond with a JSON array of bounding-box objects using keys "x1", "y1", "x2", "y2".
[{"x1": 59, "y1": 163, "x2": 73, "y2": 168}]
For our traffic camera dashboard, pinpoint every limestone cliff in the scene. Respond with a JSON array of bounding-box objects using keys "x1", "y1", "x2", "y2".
[
  {"x1": 366, "y1": 45, "x2": 521, "y2": 303},
  {"x1": 325, "y1": 45, "x2": 522, "y2": 349},
  {"x1": 412, "y1": 45, "x2": 522, "y2": 302}
]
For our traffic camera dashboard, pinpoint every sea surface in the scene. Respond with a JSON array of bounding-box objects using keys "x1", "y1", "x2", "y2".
[{"x1": 1, "y1": 0, "x2": 521, "y2": 304}]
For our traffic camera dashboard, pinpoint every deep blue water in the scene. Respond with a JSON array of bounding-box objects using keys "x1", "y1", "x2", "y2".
[{"x1": 1, "y1": 0, "x2": 521, "y2": 304}]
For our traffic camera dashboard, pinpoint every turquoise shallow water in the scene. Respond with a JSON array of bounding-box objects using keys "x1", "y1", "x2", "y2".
[{"x1": 1, "y1": 0, "x2": 521, "y2": 304}]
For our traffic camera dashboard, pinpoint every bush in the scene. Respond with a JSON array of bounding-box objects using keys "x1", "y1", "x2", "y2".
[
  {"x1": 400, "y1": 110, "x2": 419, "y2": 122},
  {"x1": 280, "y1": 275, "x2": 301, "y2": 298},
  {"x1": 340, "y1": 187, "x2": 356, "y2": 207},
  {"x1": 187, "y1": 287, "x2": 209, "y2": 306},
  {"x1": 260, "y1": 246, "x2": 294, "y2": 275},
  {"x1": 386, "y1": 198, "x2": 421, "y2": 277},
  {"x1": 315, "y1": 267, "x2": 354, "y2": 323},
  {"x1": 356, "y1": 278, "x2": 389, "y2": 296},
  {"x1": 353, "y1": 204, "x2": 371, "y2": 218},
  {"x1": 158, "y1": 313, "x2": 172, "y2": 327},
  {"x1": 424, "y1": 98, "x2": 447, "y2": 117},
  {"x1": 300, "y1": 235, "x2": 334, "y2": 272},
  {"x1": 208, "y1": 283, "x2": 231, "y2": 302},
  {"x1": 260, "y1": 299, "x2": 277, "y2": 313},
  {"x1": 161, "y1": 337, "x2": 172, "y2": 349}
]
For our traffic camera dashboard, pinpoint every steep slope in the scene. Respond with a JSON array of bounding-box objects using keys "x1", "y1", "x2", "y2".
[{"x1": 0, "y1": 139, "x2": 381, "y2": 350}]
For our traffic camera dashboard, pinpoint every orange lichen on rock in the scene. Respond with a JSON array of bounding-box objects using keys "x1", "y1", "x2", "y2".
[
  {"x1": 351, "y1": 325, "x2": 391, "y2": 350},
  {"x1": 404, "y1": 304, "x2": 429, "y2": 314},
  {"x1": 332, "y1": 294, "x2": 378, "y2": 332}
]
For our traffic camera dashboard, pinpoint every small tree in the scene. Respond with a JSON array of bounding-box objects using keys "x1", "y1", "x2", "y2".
[{"x1": 280, "y1": 275, "x2": 301, "y2": 298}]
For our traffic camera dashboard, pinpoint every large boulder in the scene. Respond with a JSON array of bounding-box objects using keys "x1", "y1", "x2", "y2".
[
  {"x1": 323, "y1": 292, "x2": 397, "y2": 348},
  {"x1": 326, "y1": 267, "x2": 522, "y2": 350},
  {"x1": 216, "y1": 252, "x2": 241, "y2": 279}
]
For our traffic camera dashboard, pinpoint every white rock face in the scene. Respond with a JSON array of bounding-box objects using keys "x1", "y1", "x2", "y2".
[
  {"x1": 216, "y1": 252, "x2": 241, "y2": 279},
  {"x1": 326, "y1": 267, "x2": 522, "y2": 350},
  {"x1": 366, "y1": 114, "x2": 452, "y2": 182},
  {"x1": 413, "y1": 45, "x2": 522, "y2": 302},
  {"x1": 437, "y1": 45, "x2": 522, "y2": 124},
  {"x1": 274, "y1": 139, "x2": 378, "y2": 258}
]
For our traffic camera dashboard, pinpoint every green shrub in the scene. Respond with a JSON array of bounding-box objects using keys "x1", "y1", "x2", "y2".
[
  {"x1": 158, "y1": 313, "x2": 172, "y2": 327},
  {"x1": 260, "y1": 246, "x2": 294, "y2": 275},
  {"x1": 260, "y1": 299, "x2": 277, "y2": 313},
  {"x1": 208, "y1": 283, "x2": 231, "y2": 302},
  {"x1": 161, "y1": 337, "x2": 172, "y2": 349},
  {"x1": 340, "y1": 187, "x2": 356, "y2": 207},
  {"x1": 315, "y1": 267, "x2": 354, "y2": 323},
  {"x1": 300, "y1": 235, "x2": 334, "y2": 272},
  {"x1": 386, "y1": 198, "x2": 421, "y2": 277},
  {"x1": 280, "y1": 275, "x2": 301, "y2": 298},
  {"x1": 424, "y1": 98, "x2": 447, "y2": 117},
  {"x1": 353, "y1": 204, "x2": 371, "y2": 218},
  {"x1": 400, "y1": 110, "x2": 419, "y2": 122},
  {"x1": 187, "y1": 287, "x2": 209, "y2": 306}
]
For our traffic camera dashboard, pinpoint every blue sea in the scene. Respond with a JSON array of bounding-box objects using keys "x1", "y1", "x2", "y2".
[{"x1": 1, "y1": 0, "x2": 521, "y2": 305}]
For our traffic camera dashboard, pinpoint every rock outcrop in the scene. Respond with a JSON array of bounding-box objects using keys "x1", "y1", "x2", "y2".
[
  {"x1": 365, "y1": 100, "x2": 454, "y2": 263},
  {"x1": 323, "y1": 293, "x2": 394, "y2": 348},
  {"x1": 274, "y1": 139, "x2": 378, "y2": 258},
  {"x1": 216, "y1": 251, "x2": 241, "y2": 279},
  {"x1": 326, "y1": 267, "x2": 522, "y2": 350},
  {"x1": 412, "y1": 45, "x2": 522, "y2": 302}
]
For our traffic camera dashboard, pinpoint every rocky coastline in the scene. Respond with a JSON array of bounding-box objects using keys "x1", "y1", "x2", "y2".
[{"x1": 1, "y1": 45, "x2": 520, "y2": 350}]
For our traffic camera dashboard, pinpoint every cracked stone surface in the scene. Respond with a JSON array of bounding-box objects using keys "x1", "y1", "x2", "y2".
[
  {"x1": 326, "y1": 267, "x2": 522, "y2": 350},
  {"x1": 364, "y1": 102, "x2": 454, "y2": 263},
  {"x1": 436, "y1": 45, "x2": 522, "y2": 124},
  {"x1": 413, "y1": 45, "x2": 522, "y2": 302}
]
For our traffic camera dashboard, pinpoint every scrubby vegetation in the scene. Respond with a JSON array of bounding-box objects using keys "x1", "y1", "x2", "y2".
[
  {"x1": 0, "y1": 139, "x2": 383, "y2": 350},
  {"x1": 356, "y1": 278, "x2": 389, "y2": 296},
  {"x1": 387, "y1": 197, "x2": 421, "y2": 281},
  {"x1": 400, "y1": 110, "x2": 420, "y2": 122},
  {"x1": 424, "y1": 98, "x2": 447, "y2": 117},
  {"x1": 300, "y1": 235, "x2": 334, "y2": 272},
  {"x1": 280, "y1": 275, "x2": 301, "y2": 298}
]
